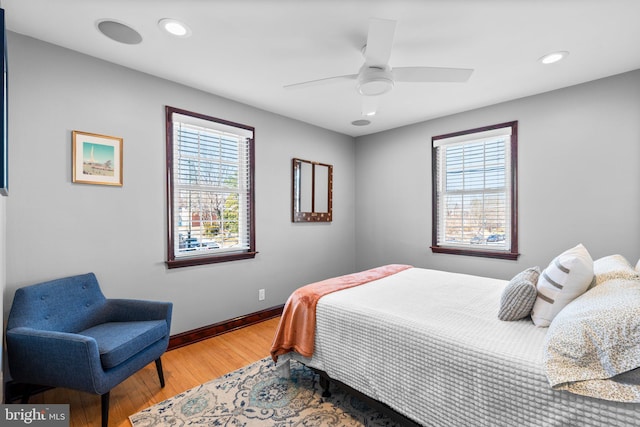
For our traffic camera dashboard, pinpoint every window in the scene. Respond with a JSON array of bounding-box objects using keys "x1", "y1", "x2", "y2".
[
  {"x1": 165, "y1": 106, "x2": 256, "y2": 268},
  {"x1": 431, "y1": 121, "x2": 518, "y2": 260}
]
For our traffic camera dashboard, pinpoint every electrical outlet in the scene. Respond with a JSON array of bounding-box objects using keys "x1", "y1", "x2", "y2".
[{"x1": 258, "y1": 289, "x2": 265, "y2": 301}]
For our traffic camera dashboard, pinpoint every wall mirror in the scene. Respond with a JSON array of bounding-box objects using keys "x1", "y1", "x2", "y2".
[{"x1": 292, "y1": 158, "x2": 333, "y2": 222}]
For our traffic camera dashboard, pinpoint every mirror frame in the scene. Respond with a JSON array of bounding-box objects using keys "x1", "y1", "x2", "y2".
[{"x1": 292, "y1": 158, "x2": 333, "y2": 222}]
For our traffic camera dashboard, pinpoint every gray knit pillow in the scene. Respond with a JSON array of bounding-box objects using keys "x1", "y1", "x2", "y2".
[{"x1": 498, "y1": 267, "x2": 541, "y2": 321}]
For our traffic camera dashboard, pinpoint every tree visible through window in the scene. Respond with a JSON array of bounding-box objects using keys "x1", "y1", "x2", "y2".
[
  {"x1": 165, "y1": 106, "x2": 256, "y2": 268},
  {"x1": 431, "y1": 121, "x2": 519, "y2": 260}
]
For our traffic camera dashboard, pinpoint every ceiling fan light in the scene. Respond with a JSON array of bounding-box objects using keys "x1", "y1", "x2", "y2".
[
  {"x1": 357, "y1": 65, "x2": 394, "y2": 96},
  {"x1": 357, "y1": 77, "x2": 394, "y2": 96}
]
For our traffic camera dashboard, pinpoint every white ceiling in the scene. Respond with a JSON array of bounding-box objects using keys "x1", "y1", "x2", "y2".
[{"x1": 4, "y1": 0, "x2": 640, "y2": 137}]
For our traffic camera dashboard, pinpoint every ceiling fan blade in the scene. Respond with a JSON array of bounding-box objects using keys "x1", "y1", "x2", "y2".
[
  {"x1": 284, "y1": 74, "x2": 358, "y2": 90},
  {"x1": 364, "y1": 18, "x2": 396, "y2": 66},
  {"x1": 361, "y1": 96, "x2": 379, "y2": 117},
  {"x1": 393, "y1": 66, "x2": 474, "y2": 82}
]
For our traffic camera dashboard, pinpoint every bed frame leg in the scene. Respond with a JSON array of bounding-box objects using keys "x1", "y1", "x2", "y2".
[
  {"x1": 319, "y1": 374, "x2": 332, "y2": 397},
  {"x1": 276, "y1": 359, "x2": 291, "y2": 378}
]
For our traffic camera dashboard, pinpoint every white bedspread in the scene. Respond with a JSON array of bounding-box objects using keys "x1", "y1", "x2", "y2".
[{"x1": 285, "y1": 267, "x2": 640, "y2": 426}]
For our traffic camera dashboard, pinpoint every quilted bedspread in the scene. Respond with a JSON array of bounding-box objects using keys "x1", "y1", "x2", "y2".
[
  {"x1": 283, "y1": 267, "x2": 640, "y2": 426},
  {"x1": 271, "y1": 264, "x2": 413, "y2": 361}
]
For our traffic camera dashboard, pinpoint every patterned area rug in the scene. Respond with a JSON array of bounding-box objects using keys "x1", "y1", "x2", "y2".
[{"x1": 129, "y1": 357, "x2": 400, "y2": 426}]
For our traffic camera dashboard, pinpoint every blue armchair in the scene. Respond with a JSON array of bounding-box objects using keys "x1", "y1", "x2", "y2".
[{"x1": 6, "y1": 273, "x2": 173, "y2": 427}]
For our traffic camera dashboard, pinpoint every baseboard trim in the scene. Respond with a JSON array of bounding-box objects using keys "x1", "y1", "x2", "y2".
[{"x1": 168, "y1": 305, "x2": 284, "y2": 350}]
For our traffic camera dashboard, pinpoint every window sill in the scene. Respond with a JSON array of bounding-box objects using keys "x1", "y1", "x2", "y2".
[
  {"x1": 166, "y1": 251, "x2": 258, "y2": 269},
  {"x1": 430, "y1": 246, "x2": 520, "y2": 261}
]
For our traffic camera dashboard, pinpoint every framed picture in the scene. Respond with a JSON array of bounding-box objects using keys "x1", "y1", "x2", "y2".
[{"x1": 72, "y1": 131, "x2": 123, "y2": 186}]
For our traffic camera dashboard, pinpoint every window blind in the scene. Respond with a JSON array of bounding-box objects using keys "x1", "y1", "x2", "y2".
[
  {"x1": 433, "y1": 125, "x2": 512, "y2": 251},
  {"x1": 172, "y1": 119, "x2": 252, "y2": 258}
]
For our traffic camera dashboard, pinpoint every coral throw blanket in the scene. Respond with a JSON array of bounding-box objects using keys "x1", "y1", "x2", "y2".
[{"x1": 270, "y1": 264, "x2": 413, "y2": 362}]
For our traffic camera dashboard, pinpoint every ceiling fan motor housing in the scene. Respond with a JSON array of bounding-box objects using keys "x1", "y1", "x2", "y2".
[{"x1": 357, "y1": 65, "x2": 394, "y2": 96}]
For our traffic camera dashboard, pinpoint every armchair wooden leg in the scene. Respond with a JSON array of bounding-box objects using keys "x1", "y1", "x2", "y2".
[
  {"x1": 20, "y1": 384, "x2": 34, "y2": 404},
  {"x1": 155, "y1": 357, "x2": 166, "y2": 388},
  {"x1": 101, "y1": 392, "x2": 110, "y2": 427}
]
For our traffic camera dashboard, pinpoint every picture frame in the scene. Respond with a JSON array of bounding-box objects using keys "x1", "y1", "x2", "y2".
[
  {"x1": 0, "y1": 8, "x2": 8, "y2": 196},
  {"x1": 72, "y1": 130, "x2": 123, "y2": 186}
]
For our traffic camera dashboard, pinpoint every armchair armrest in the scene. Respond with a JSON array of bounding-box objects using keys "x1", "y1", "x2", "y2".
[
  {"x1": 104, "y1": 299, "x2": 173, "y2": 330},
  {"x1": 6, "y1": 327, "x2": 105, "y2": 394}
]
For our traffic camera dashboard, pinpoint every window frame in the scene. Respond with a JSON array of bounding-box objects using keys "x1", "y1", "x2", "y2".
[
  {"x1": 165, "y1": 106, "x2": 256, "y2": 269},
  {"x1": 431, "y1": 121, "x2": 519, "y2": 260}
]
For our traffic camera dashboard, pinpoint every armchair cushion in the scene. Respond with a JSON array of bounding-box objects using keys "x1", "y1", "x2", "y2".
[{"x1": 79, "y1": 320, "x2": 168, "y2": 369}]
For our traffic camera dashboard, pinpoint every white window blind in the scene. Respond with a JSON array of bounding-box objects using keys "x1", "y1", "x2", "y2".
[
  {"x1": 171, "y1": 114, "x2": 253, "y2": 260},
  {"x1": 433, "y1": 122, "x2": 517, "y2": 257}
]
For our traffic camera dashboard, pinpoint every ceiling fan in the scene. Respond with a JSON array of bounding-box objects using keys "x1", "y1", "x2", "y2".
[{"x1": 284, "y1": 18, "x2": 474, "y2": 117}]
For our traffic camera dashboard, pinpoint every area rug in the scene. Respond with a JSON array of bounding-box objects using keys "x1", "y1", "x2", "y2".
[{"x1": 129, "y1": 357, "x2": 400, "y2": 426}]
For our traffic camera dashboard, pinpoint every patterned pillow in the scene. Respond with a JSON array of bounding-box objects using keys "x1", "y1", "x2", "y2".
[
  {"x1": 543, "y1": 278, "x2": 640, "y2": 402},
  {"x1": 531, "y1": 244, "x2": 594, "y2": 327},
  {"x1": 593, "y1": 254, "x2": 639, "y2": 287},
  {"x1": 498, "y1": 267, "x2": 540, "y2": 321}
]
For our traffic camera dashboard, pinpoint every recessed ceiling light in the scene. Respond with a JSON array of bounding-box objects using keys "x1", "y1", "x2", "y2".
[
  {"x1": 351, "y1": 119, "x2": 371, "y2": 126},
  {"x1": 159, "y1": 18, "x2": 192, "y2": 38},
  {"x1": 97, "y1": 20, "x2": 142, "y2": 45},
  {"x1": 539, "y1": 51, "x2": 569, "y2": 65}
]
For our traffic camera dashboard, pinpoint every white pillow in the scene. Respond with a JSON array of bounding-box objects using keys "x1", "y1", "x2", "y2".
[
  {"x1": 531, "y1": 244, "x2": 594, "y2": 327},
  {"x1": 543, "y1": 278, "x2": 640, "y2": 402},
  {"x1": 593, "y1": 254, "x2": 639, "y2": 287}
]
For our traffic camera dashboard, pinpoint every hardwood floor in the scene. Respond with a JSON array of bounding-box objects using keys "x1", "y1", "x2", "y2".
[{"x1": 27, "y1": 317, "x2": 281, "y2": 427}]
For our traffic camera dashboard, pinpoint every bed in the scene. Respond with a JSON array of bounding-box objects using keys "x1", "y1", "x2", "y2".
[{"x1": 270, "y1": 251, "x2": 640, "y2": 426}]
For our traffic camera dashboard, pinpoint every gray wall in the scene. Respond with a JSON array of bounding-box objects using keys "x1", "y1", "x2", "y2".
[
  {"x1": 3, "y1": 33, "x2": 356, "y2": 334},
  {"x1": 355, "y1": 69, "x2": 640, "y2": 279},
  {"x1": 4, "y1": 32, "x2": 640, "y2": 344}
]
